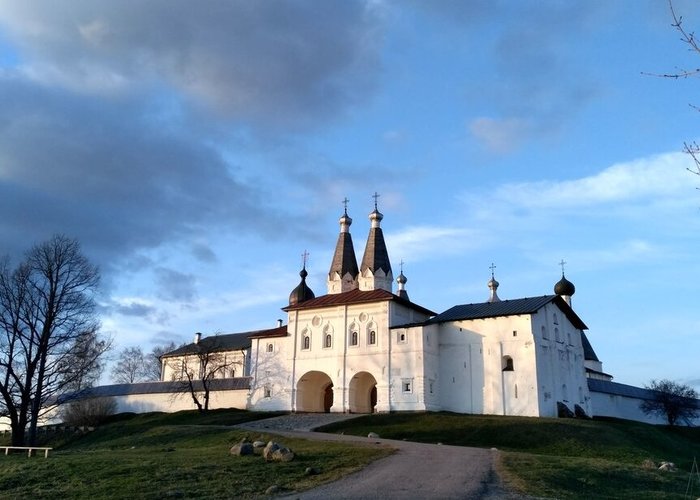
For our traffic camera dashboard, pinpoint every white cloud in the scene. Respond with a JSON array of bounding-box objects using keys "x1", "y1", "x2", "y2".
[{"x1": 386, "y1": 226, "x2": 490, "y2": 263}]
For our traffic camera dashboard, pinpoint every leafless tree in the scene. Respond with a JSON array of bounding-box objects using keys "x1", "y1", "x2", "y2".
[
  {"x1": 164, "y1": 336, "x2": 237, "y2": 413},
  {"x1": 145, "y1": 341, "x2": 178, "y2": 381},
  {"x1": 656, "y1": 1, "x2": 700, "y2": 177},
  {"x1": 111, "y1": 346, "x2": 149, "y2": 384},
  {"x1": 0, "y1": 235, "x2": 109, "y2": 445},
  {"x1": 640, "y1": 379, "x2": 699, "y2": 426}
]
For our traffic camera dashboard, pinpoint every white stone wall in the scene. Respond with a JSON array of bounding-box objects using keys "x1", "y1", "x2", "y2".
[{"x1": 161, "y1": 350, "x2": 249, "y2": 382}]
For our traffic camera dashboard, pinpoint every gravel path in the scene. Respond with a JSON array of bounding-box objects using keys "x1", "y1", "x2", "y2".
[{"x1": 237, "y1": 413, "x2": 526, "y2": 499}]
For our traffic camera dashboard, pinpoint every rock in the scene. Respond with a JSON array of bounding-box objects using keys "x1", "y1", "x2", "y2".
[
  {"x1": 557, "y1": 401, "x2": 575, "y2": 418},
  {"x1": 229, "y1": 442, "x2": 254, "y2": 456},
  {"x1": 641, "y1": 459, "x2": 656, "y2": 470},
  {"x1": 253, "y1": 440, "x2": 266, "y2": 448},
  {"x1": 263, "y1": 441, "x2": 280, "y2": 461},
  {"x1": 305, "y1": 467, "x2": 320, "y2": 476},
  {"x1": 659, "y1": 462, "x2": 677, "y2": 472},
  {"x1": 367, "y1": 432, "x2": 380, "y2": 439},
  {"x1": 271, "y1": 446, "x2": 295, "y2": 462},
  {"x1": 265, "y1": 485, "x2": 280, "y2": 495}
]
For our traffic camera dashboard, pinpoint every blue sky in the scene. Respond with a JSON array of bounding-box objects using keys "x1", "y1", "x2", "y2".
[{"x1": 0, "y1": 1, "x2": 699, "y2": 390}]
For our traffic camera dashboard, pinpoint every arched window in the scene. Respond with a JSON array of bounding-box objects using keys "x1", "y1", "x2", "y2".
[
  {"x1": 350, "y1": 331, "x2": 358, "y2": 346},
  {"x1": 324, "y1": 334, "x2": 332, "y2": 348},
  {"x1": 266, "y1": 343, "x2": 273, "y2": 352},
  {"x1": 541, "y1": 325, "x2": 548, "y2": 340},
  {"x1": 302, "y1": 335, "x2": 310, "y2": 350},
  {"x1": 502, "y1": 355, "x2": 514, "y2": 371},
  {"x1": 264, "y1": 385, "x2": 272, "y2": 398},
  {"x1": 368, "y1": 330, "x2": 376, "y2": 345}
]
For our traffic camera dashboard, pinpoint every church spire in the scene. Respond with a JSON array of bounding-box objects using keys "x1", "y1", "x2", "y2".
[
  {"x1": 359, "y1": 192, "x2": 393, "y2": 292},
  {"x1": 487, "y1": 263, "x2": 501, "y2": 303},
  {"x1": 327, "y1": 198, "x2": 359, "y2": 294}
]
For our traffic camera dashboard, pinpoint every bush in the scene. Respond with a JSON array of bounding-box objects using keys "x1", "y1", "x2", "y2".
[{"x1": 60, "y1": 397, "x2": 117, "y2": 427}]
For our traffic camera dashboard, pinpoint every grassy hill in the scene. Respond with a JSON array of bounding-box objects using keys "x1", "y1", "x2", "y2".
[
  {"x1": 0, "y1": 409, "x2": 391, "y2": 499},
  {"x1": 317, "y1": 413, "x2": 700, "y2": 499}
]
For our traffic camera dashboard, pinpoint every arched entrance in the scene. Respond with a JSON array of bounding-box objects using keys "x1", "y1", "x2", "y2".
[
  {"x1": 296, "y1": 371, "x2": 334, "y2": 412},
  {"x1": 349, "y1": 371, "x2": 377, "y2": 413}
]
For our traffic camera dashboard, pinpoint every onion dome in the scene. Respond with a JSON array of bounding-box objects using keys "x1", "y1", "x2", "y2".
[
  {"x1": 396, "y1": 270, "x2": 409, "y2": 300},
  {"x1": 289, "y1": 267, "x2": 315, "y2": 306},
  {"x1": 554, "y1": 274, "x2": 575, "y2": 297},
  {"x1": 487, "y1": 276, "x2": 501, "y2": 303}
]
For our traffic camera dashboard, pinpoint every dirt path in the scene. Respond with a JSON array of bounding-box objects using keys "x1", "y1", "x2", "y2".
[{"x1": 237, "y1": 414, "x2": 524, "y2": 499}]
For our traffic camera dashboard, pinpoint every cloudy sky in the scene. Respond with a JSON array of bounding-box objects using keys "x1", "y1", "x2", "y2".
[{"x1": 1, "y1": 1, "x2": 699, "y2": 390}]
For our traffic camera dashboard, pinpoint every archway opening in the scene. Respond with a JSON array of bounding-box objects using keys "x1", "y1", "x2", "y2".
[
  {"x1": 349, "y1": 371, "x2": 378, "y2": 413},
  {"x1": 296, "y1": 371, "x2": 334, "y2": 413}
]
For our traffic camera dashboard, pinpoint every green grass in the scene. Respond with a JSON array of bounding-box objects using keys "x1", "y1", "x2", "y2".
[
  {"x1": 317, "y1": 412, "x2": 700, "y2": 499},
  {"x1": 0, "y1": 409, "x2": 392, "y2": 499}
]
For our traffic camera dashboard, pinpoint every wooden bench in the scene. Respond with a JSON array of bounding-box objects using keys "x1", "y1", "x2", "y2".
[{"x1": 0, "y1": 446, "x2": 52, "y2": 458}]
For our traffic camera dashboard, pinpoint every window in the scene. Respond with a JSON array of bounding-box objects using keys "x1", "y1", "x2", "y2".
[
  {"x1": 264, "y1": 385, "x2": 272, "y2": 398},
  {"x1": 512, "y1": 330, "x2": 517, "y2": 337},
  {"x1": 553, "y1": 313, "x2": 559, "y2": 325},
  {"x1": 302, "y1": 335, "x2": 310, "y2": 350},
  {"x1": 429, "y1": 380, "x2": 434, "y2": 394},
  {"x1": 502, "y1": 355, "x2": 514, "y2": 372},
  {"x1": 266, "y1": 343, "x2": 273, "y2": 352},
  {"x1": 350, "y1": 331, "x2": 358, "y2": 346},
  {"x1": 567, "y1": 332, "x2": 572, "y2": 345},
  {"x1": 541, "y1": 325, "x2": 548, "y2": 340},
  {"x1": 402, "y1": 378, "x2": 413, "y2": 393},
  {"x1": 398, "y1": 331, "x2": 407, "y2": 344},
  {"x1": 514, "y1": 384, "x2": 518, "y2": 399},
  {"x1": 324, "y1": 334, "x2": 332, "y2": 348},
  {"x1": 368, "y1": 330, "x2": 377, "y2": 345}
]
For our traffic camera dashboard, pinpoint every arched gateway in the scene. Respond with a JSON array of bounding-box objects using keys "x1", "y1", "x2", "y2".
[
  {"x1": 296, "y1": 371, "x2": 334, "y2": 412},
  {"x1": 349, "y1": 371, "x2": 377, "y2": 413}
]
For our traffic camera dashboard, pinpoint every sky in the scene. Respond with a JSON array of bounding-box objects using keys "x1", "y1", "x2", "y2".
[{"x1": 0, "y1": 1, "x2": 699, "y2": 391}]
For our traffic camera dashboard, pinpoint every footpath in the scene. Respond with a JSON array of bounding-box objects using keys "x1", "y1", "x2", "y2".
[{"x1": 237, "y1": 413, "x2": 525, "y2": 499}]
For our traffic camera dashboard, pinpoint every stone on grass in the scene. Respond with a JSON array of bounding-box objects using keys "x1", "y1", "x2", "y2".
[
  {"x1": 641, "y1": 459, "x2": 656, "y2": 470},
  {"x1": 658, "y1": 462, "x2": 677, "y2": 472},
  {"x1": 265, "y1": 485, "x2": 280, "y2": 495},
  {"x1": 253, "y1": 440, "x2": 266, "y2": 448},
  {"x1": 367, "y1": 432, "x2": 380, "y2": 439},
  {"x1": 305, "y1": 467, "x2": 320, "y2": 476},
  {"x1": 263, "y1": 441, "x2": 295, "y2": 462},
  {"x1": 229, "y1": 442, "x2": 254, "y2": 456}
]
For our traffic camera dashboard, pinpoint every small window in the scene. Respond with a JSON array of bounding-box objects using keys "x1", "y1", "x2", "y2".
[
  {"x1": 350, "y1": 331, "x2": 358, "y2": 346},
  {"x1": 398, "y1": 332, "x2": 407, "y2": 344},
  {"x1": 368, "y1": 330, "x2": 377, "y2": 345},
  {"x1": 429, "y1": 380, "x2": 434, "y2": 394},
  {"x1": 264, "y1": 385, "x2": 272, "y2": 398},
  {"x1": 512, "y1": 330, "x2": 517, "y2": 337},
  {"x1": 302, "y1": 335, "x2": 310, "y2": 350},
  {"x1": 324, "y1": 334, "x2": 332, "y2": 348},
  {"x1": 502, "y1": 355, "x2": 514, "y2": 371},
  {"x1": 567, "y1": 332, "x2": 572, "y2": 345},
  {"x1": 541, "y1": 325, "x2": 548, "y2": 340},
  {"x1": 553, "y1": 314, "x2": 559, "y2": 325},
  {"x1": 514, "y1": 384, "x2": 518, "y2": 399},
  {"x1": 266, "y1": 343, "x2": 274, "y2": 352},
  {"x1": 402, "y1": 378, "x2": 413, "y2": 393}
]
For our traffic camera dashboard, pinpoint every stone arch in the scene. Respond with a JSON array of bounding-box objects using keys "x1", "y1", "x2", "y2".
[
  {"x1": 348, "y1": 371, "x2": 377, "y2": 413},
  {"x1": 296, "y1": 371, "x2": 334, "y2": 413}
]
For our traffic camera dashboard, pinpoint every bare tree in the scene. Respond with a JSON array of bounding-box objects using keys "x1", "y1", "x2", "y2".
[
  {"x1": 111, "y1": 346, "x2": 149, "y2": 384},
  {"x1": 656, "y1": 1, "x2": 700, "y2": 177},
  {"x1": 640, "y1": 379, "x2": 700, "y2": 426},
  {"x1": 145, "y1": 341, "x2": 178, "y2": 381},
  {"x1": 0, "y1": 235, "x2": 108, "y2": 445},
  {"x1": 164, "y1": 336, "x2": 237, "y2": 413}
]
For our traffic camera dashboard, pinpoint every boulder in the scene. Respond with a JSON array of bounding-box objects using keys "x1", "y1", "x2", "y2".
[
  {"x1": 305, "y1": 467, "x2": 320, "y2": 476},
  {"x1": 229, "y1": 442, "x2": 254, "y2": 456},
  {"x1": 641, "y1": 459, "x2": 656, "y2": 470},
  {"x1": 367, "y1": 432, "x2": 380, "y2": 439},
  {"x1": 253, "y1": 440, "x2": 266, "y2": 448},
  {"x1": 263, "y1": 441, "x2": 280, "y2": 461},
  {"x1": 271, "y1": 447, "x2": 295, "y2": 462},
  {"x1": 659, "y1": 462, "x2": 677, "y2": 472}
]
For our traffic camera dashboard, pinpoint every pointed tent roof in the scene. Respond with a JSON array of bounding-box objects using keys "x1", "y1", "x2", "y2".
[
  {"x1": 328, "y1": 209, "x2": 359, "y2": 281},
  {"x1": 360, "y1": 208, "x2": 392, "y2": 276}
]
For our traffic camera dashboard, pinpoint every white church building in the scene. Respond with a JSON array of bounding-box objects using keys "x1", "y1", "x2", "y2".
[{"x1": 78, "y1": 200, "x2": 697, "y2": 425}]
